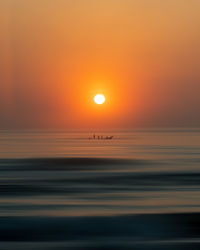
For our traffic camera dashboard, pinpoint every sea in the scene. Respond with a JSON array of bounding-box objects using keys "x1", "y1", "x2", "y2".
[{"x1": 0, "y1": 129, "x2": 200, "y2": 249}]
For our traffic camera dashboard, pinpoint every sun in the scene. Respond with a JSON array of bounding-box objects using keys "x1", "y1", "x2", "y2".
[{"x1": 94, "y1": 94, "x2": 105, "y2": 105}]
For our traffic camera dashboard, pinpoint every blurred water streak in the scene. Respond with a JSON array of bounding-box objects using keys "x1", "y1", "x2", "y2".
[{"x1": 0, "y1": 129, "x2": 200, "y2": 249}]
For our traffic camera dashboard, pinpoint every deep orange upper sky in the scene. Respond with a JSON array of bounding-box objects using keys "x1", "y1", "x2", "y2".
[{"x1": 1, "y1": 0, "x2": 200, "y2": 129}]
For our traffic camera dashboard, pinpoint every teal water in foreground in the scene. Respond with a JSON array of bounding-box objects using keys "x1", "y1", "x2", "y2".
[{"x1": 0, "y1": 129, "x2": 200, "y2": 249}]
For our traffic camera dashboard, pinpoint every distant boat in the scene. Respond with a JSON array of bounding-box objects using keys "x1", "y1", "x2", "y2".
[
  {"x1": 105, "y1": 136, "x2": 113, "y2": 140},
  {"x1": 88, "y1": 135, "x2": 114, "y2": 140}
]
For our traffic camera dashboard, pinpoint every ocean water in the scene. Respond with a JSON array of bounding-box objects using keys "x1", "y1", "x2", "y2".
[{"x1": 0, "y1": 129, "x2": 200, "y2": 249}]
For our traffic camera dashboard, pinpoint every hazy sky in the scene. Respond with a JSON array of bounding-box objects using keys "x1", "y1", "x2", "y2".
[{"x1": 1, "y1": 0, "x2": 200, "y2": 129}]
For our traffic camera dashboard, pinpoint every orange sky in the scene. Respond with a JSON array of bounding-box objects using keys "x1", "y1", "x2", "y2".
[{"x1": 0, "y1": 0, "x2": 200, "y2": 129}]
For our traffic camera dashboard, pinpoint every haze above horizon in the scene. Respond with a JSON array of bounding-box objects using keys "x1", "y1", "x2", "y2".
[{"x1": 0, "y1": 0, "x2": 200, "y2": 130}]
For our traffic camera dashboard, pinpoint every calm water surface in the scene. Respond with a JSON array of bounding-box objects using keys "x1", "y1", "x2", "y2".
[{"x1": 0, "y1": 129, "x2": 200, "y2": 249}]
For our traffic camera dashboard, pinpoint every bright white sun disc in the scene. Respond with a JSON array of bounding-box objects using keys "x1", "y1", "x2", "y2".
[{"x1": 94, "y1": 94, "x2": 105, "y2": 105}]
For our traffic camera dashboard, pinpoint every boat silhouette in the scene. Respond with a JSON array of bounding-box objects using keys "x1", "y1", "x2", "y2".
[{"x1": 89, "y1": 135, "x2": 114, "y2": 140}]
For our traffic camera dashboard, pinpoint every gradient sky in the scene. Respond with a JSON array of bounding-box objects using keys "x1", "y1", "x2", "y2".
[{"x1": 1, "y1": 0, "x2": 200, "y2": 129}]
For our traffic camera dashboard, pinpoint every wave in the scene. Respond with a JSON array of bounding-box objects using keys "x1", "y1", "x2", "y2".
[
  {"x1": 1, "y1": 213, "x2": 200, "y2": 249},
  {"x1": 1, "y1": 157, "x2": 200, "y2": 249},
  {"x1": 0, "y1": 157, "x2": 150, "y2": 171}
]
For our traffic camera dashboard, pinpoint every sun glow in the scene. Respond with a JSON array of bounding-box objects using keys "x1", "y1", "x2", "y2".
[{"x1": 94, "y1": 94, "x2": 106, "y2": 105}]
